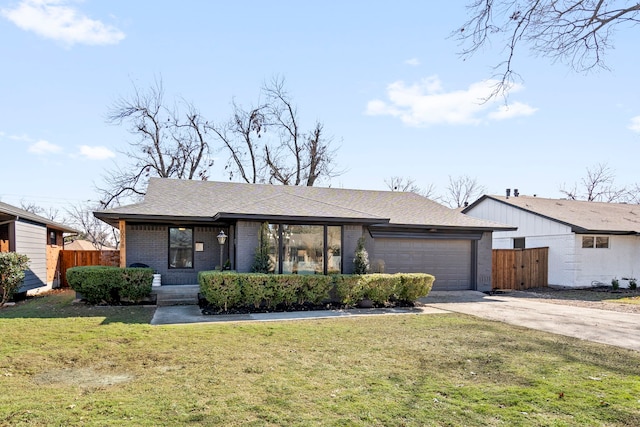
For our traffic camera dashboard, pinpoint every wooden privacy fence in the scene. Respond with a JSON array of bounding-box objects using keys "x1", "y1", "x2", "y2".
[
  {"x1": 492, "y1": 247, "x2": 548, "y2": 290},
  {"x1": 60, "y1": 250, "x2": 120, "y2": 287}
]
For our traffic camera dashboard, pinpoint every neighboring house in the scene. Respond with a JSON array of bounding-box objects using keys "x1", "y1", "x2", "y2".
[
  {"x1": 463, "y1": 194, "x2": 640, "y2": 288},
  {"x1": 94, "y1": 178, "x2": 513, "y2": 291},
  {"x1": 0, "y1": 201, "x2": 78, "y2": 294},
  {"x1": 64, "y1": 239, "x2": 116, "y2": 251}
]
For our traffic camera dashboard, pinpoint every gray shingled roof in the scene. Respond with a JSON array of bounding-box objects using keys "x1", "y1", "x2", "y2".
[
  {"x1": 0, "y1": 201, "x2": 78, "y2": 233},
  {"x1": 95, "y1": 178, "x2": 511, "y2": 231},
  {"x1": 468, "y1": 195, "x2": 640, "y2": 234}
]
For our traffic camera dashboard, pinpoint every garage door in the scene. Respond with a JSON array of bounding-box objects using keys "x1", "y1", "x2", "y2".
[{"x1": 374, "y1": 238, "x2": 472, "y2": 290}]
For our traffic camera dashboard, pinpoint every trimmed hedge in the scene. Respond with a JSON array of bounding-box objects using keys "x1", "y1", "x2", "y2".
[
  {"x1": 199, "y1": 271, "x2": 434, "y2": 311},
  {"x1": 66, "y1": 266, "x2": 153, "y2": 304}
]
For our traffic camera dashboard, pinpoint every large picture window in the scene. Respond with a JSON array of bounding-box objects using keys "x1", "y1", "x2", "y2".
[
  {"x1": 267, "y1": 223, "x2": 342, "y2": 274},
  {"x1": 169, "y1": 227, "x2": 193, "y2": 268}
]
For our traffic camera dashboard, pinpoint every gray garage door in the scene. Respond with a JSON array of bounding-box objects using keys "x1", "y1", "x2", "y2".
[{"x1": 374, "y1": 238, "x2": 472, "y2": 290}]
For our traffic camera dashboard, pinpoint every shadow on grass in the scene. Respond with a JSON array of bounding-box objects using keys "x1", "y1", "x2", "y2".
[{"x1": 0, "y1": 289, "x2": 155, "y2": 325}]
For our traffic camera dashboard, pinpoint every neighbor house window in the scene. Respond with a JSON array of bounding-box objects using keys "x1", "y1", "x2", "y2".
[
  {"x1": 582, "y1": 235, "x2": 609, "y2": 249},
  {"x1": 513, "y1": 237, "x2": 525, "y2": 249},
  {"x1": 49, "y1": 231, "x2": 56, "y2": 245},
  {"x1": 169, "y1": 227, "x2": 193, "y2": 268}
]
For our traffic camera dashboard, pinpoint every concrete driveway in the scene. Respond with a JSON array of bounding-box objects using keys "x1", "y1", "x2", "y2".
[{"x1": 420, "y1": 291, "x2": 640, "y2": 352}]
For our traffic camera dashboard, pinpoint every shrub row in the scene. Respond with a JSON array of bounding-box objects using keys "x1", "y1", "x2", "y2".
[
  {"x1": 198, "y1": 272, "x2": 334, "y2": 311},
  {"x1": 66, "y1": 266, "x2": 154, "y2": 304},
  {"x1": 199, "y1": 272, "x2": 434, "y2": 310}
]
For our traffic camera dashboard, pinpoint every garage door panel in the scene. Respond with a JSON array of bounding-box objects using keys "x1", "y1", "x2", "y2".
[{"x1": 375, "y1": 238, "x2": 472, "y2": 290}]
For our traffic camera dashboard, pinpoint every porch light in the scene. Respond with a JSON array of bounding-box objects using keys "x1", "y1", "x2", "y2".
[{"x1": 217, "y1": 230, "x2": 227, "y2": 269}]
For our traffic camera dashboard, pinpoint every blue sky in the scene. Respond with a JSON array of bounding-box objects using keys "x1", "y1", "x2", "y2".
[{"x1": 1, "y1": 0, "x2": 638, "y2": 215}]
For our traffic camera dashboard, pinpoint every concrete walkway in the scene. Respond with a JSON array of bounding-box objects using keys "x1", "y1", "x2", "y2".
[{"x1": 150, "y1": 290, "x2": 640, "y2": 351}]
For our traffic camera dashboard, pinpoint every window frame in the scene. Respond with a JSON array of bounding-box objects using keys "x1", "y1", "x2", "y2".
[
  {"x1": 168, "y1": 226, "x2": 194, "y2": 269},
  {"x1": 581, "y1": 235, "x2": 610, "y2": 249},
  {"x1": 268, "y1": 223, "x2": 342, "y2": 275}
]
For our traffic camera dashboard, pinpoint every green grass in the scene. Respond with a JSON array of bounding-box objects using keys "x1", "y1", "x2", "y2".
[{"x1": 1, "y1": 290, "x2": 640, "y2": 426}]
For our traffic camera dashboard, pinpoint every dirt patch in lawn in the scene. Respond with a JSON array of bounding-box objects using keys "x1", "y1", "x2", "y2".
[{"x1": 33, "y1": 367, "x2": 134, "y2": 388}]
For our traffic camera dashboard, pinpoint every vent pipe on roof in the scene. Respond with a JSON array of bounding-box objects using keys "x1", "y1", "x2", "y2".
[
  {"x1": 506, "y1": 188, "x2": 511, "y2": 198},
  {"x1": 514, "y1": 189, "x2": 519, "y2": 197}
]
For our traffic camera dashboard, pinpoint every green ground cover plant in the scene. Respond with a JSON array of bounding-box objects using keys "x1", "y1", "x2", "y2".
[{"x1": 1, "y1": 290, "x2": 639, "y2": 426}]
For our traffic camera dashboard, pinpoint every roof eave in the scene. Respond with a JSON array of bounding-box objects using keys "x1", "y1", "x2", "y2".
[{"x1": 368, "y1": 223, "x2": 516, "y2": 232}]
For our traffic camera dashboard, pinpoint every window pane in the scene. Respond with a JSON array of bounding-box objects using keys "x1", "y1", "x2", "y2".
[
  {"x1": 513, "y1": 237, "x2": 525, "y2": 249},
  {"x1": 282, "y1": 225, "x2": 323, "y2": 274},
  {"x1": 268, "y1": 224, "x2": 279, "y2": 273},
  {"x1": 327, "y1": 226, "x2": 342, "y2": 274},
  {"x1": 595, "y1": 236, "x2": 609, "y2": 248},
  {"x1": 169, "y1": 227, "x2": 193, "y2": 268},
  {"x1": 582, "y1": 236, "x2": 594, "y2": 248}
]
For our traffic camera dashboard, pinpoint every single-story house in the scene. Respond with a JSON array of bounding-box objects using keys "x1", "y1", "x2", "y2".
[
  {"x1": 0, "y1": 201, "x2": 78, "y2": 294},
  {"x1": 94, "y1": 178, "x2": 513, "y2": 291},
  {"x1": 463, "y1": 194, "x2": 640, "y2": 288}
]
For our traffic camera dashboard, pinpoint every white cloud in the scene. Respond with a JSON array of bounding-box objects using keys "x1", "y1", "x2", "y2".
[
  {"x1": 629, "y1": 116, "x2": 640, "y2": 133},
  {"x1": 365, "y1": 76, "x2": 537, "y2": 126},
  {"x1": 404, "y1": 58, "x2": 420, "y2": 66},
  {"x1": 487, "y1": 102, "x2": 539, "y2": 120},
  {"x1": 79, "y1": 145, "x2": 115, "y2": 160},
  {"x1": 1, "y1": 0, "x2": 125, "y2": 47},
  {"x1": 28, "y1": 139, "x2": 62, "y2": 154}
]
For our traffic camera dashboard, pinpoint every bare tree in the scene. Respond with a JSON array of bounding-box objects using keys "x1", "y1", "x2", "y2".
[
  {"x1": 455, "y1": 1, "x2": 640, "y2": 98},
  {"x1": 212, "y1": 77, "x2": 341, "y2": 186},
  {"x1": 100, "y1": 79, "x2": 214, "y2": 207},
  {"x1": 444, "y1": 175, "x2": 486, "y2": 208},
  {"x1": 66, "y1": 203, "x2": 119, "y2": 249},
  {"x1": 19, "y1": 201, "x2": 60, "y2": 221},
  {"x1": 560, "y1": 163, "x2": 630, "y2": 202},
  {"x1": 384, "y1": 176, "x2": 438, "y2": 198}
]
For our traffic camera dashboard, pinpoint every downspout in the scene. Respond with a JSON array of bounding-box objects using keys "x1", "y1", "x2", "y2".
[{"x1": 470, "y1": 240, "x2": 478, "y2": 291}]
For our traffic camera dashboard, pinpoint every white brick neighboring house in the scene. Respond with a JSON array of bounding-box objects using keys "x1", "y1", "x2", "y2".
[
  {"x1": 463, "y1": 195, "x2": 640, "y2": 288},
  {"x1": 94, "y1": 178, "x2": 513, "y2": 291}
]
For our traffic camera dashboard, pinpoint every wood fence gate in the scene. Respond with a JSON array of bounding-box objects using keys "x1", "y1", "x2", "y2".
[
  {"x1": 60, "y1": 250, "x2": 120, "y2": 287},
  {"x1": 492, "y1": 247, "x2": 548, "y2": 290}
]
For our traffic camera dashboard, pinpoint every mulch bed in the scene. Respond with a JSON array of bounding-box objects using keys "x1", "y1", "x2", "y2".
[{"x1": 198, "y1": 297, "x2": 416, "y2": 316}]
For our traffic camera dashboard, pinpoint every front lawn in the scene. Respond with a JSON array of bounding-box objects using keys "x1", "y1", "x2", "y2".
[{"x1": 1, "y1": 290, "x2": 639, "y2": 426}]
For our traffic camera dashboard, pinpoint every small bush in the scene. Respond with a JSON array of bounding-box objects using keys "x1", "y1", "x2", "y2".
[
  {"x1": 0, "y1": 252, "x2": 30, "y2": 306},
  {"x1": 630, "y1": 279, "x2": 637, "y2": 291},
  {"x1": 66, "y1": 266, "x2": 153, "y2": 304},
  {"x1": 120, "y1": 268, "x2": 154, "y2": 302},
  {"x1": 67, "y1": 266, "x2": 125, "y2": 304},
  {"x1": 334, "y1": 274, "x2": 364, "y2": 305},
  {"x1": 611, "y1": 277, "x2": 620, "y2": 290},
  {"x1": 251, "y1": 222, "x2": 273, "y2": 273},
  {"x1": 241, "y1": 273, "x2": 269, "y2": 308},
  {"x1": 199, "y1": 271, "x2": 242, "y2": 311},
  {"x1": 360, "y1": 274, "x2": 399, "y2": 304},
  {"x1": 397, "y1": 273, "x2": 435, "y2": 302},
  {"x1": 266, "y1": 275, "x2": 298, "y2": 308},
  {"x1": 297, "y1": 275, "x2": 332, "y2": 305},
  {"x1": 353, "y1": 237, "x2": 370, "y2": 274}
]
